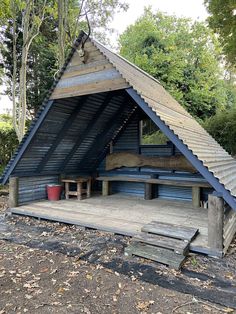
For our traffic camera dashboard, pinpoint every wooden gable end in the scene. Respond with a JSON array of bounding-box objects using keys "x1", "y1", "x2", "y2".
[{"x1": 50, "y1": 39, "x2": 129, "y2": 99}]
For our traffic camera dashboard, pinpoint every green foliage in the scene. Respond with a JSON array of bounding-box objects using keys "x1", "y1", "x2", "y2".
[
  {"x1": 142, "y1": 131, "x2": 168, "y2": 145},
  {"x1": 205, "y1": 0, "x2": 236, "y2": 68},
  {"x1": 0, "y1": 0, "x2": 128, "y2": 118},
  {"x1": 119, "y1": 9, "x2": 233, "y2": 120},
  {"x1": 204, "y1": 106, "x2": 236, "y2": 155},
  {"x1": 0, "y1": 114, "x2": 18, "y2": 170}
]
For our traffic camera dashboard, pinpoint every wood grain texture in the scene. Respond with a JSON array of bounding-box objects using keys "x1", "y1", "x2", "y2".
[
  {"x1": 50, "y1": 41, "x2": 128, "y2": 100},
  {"x1": 9, "y1": 177, "x2": 19, "y2": 208},
  {"x1": 96, "y1": 176, "x2": 211, "y2": 188},
  {"x1": 141, "y1": 221, "x2": 199, "y2": 241},
  {"x1": 133, "y1": 232, "x2": 189, "y2": 255},
  {"x1": 208, "y1": 194, "x2": 224, "y2": 254},
  {"x1": 106, "y1": 152, "x2": 197, "y2": 173},
  {"x1": 125, "y1": 242, "x2": 186, "y2": 269}
]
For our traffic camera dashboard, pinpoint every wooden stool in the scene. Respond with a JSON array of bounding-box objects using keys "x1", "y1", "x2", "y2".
[{"x1": 61, "y1": 177, "x2": 91, "y2": 200}]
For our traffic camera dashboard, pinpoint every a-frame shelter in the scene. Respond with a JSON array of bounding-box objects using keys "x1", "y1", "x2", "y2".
[{"x1": 2, "y1": 31, "x2": 236, "y2": 256}]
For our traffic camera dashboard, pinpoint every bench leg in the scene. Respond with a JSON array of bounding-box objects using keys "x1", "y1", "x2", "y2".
[
  {"x1": 144, "y1": 183, "x2": 153, "y2": 200},
  {"x1": 102, "y1": 181, "x2": 110, "y2": 196},
  {"x1": 87, "y1": 179, "x2": 91, "y2": 198},
  {"x1": 192, "y1": 186, "x2": 200, "y2": 207},
  {"x1": 77, "y1": 182, "x2": 82, "y2": 200},
  {"x1": 65, "y1": 182, "x2": 69, "y2": 200}
]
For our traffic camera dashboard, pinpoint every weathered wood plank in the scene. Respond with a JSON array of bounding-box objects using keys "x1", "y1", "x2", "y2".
[
  {"x1": 50, "y1": 78, "x2": 128, "y2": 99},
  {"x1": 125, "y1": 242, "x2": 186, "y2": 269},
  {"x1": 141, "y1": 221, "x2": 199, "y2": 241},
  {"x1": 106, "y1": 152, "x2": 196, "y2": 173},
  {"x1": 208, "y1": 194, "x2": 224, "y2": 253},
  {"x1": 63, "y1": 61, "x2": 113, "y2": 79},
  {"x1": 57, "y1": 68, "x2": 122, "y2": 89},
  {"x1": 9, "y1": 177, "x2": 19, "y2": 208},
  {"x1": 96, "y1": 176, "x2": 211, "y2": 188},
  {"x1": 133, "y1": 232, "x2": 189, "y2": 255}
]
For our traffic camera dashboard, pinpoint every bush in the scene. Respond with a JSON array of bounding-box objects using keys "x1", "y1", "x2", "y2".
[
  {"x1": 204, "y1": 107, "x2": 236, "y2": 156},
  {"x1": 0, "y1": 114, "x2": 18, "y2": 174}
]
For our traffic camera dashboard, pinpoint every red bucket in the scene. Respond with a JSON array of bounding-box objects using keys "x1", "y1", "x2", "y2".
[{"x1": 46, "y1": 184, "x2": 62, "y2": 201}]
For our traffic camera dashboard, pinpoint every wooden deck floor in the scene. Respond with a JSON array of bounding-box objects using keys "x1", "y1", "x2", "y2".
[{"x1": 11, "y1": 194, "x2": 210, "y2": 254}]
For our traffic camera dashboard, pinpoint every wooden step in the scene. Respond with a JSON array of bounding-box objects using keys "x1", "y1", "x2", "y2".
[
  {"x1": 141, "y1": 221, "x2": 199, "y2": 241},
  {"x1": 125, "y1": 242, "x2": 186, "y2": 270},
  {"x1": 133, "y1": 232, "x2": 189, "y2": 255}
]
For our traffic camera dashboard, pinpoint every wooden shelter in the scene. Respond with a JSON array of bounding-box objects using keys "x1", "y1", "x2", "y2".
[{"x1": 1, "y1": 31, "x2": 236, "y2": 259}]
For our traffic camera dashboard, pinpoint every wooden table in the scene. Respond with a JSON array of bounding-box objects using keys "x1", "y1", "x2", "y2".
[{"x1": 61, "y1": 177, "x2": 91, "y2": 200}]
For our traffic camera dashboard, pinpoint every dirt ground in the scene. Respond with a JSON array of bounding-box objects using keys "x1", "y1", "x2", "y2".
[{"x1": 0, "y1": 194, "x2": 235, "y2": 314}]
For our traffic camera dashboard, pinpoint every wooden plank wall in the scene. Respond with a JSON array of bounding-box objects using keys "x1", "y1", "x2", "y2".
[
  {"x1": 223, "y1": 206, "x2": 236, "y2": 253},
  {"x1": 18, "y1": 175, "x2": 59, "y2": 205},
  {"x1": 50, "y1": 40, "x2": 128, "y2": 100}
]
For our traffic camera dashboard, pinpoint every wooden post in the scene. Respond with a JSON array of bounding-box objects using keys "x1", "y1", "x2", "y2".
[
  {"x1": 65, "y1": 182, "x2": 69, "y2": 199},
  {"x1": 208, "y1": 194, "x2": 224, "y2": 254},
  {"x1": 87, "y1": 179, "x2": 91, "y2": 198},
  {"x1": 102, "y1": 181, "x2": 110, "y2": 196},
  {"x1": 77, "y1": 182, "x2": 82, "y2": 200},
  {"x1": 192, "y1": 186, "x2": 200, "y2": 207},
  {"x1": 144, "y1": 183, "x2": 153, "y2": 200},
  {"x1": 9, "y1": 176, "x2": 19, "y2": 208}
]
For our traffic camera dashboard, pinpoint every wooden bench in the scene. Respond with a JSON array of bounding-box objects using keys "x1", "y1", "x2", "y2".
[{"x1": 96, "y1": 176, "x2": 211, "y2": 207}]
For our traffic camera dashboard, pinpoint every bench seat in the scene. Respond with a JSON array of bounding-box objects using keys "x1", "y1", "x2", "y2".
[{"x1": 96, "y1": 176, "x2": 211, "y2": 207}]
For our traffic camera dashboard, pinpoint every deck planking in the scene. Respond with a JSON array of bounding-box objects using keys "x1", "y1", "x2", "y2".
[{"x1": 11, "y1": 194, "x2": 210, "y2": 254}]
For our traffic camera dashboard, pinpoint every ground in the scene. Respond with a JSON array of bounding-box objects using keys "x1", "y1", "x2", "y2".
[{"x1": 0, "y1": 194, "x2": 235, "y2": 314}]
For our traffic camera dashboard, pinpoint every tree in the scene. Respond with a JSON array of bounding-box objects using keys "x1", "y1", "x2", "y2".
[
  {"x1": 1, "y1": 0, "x2": 128, "y2": 141},
  {"x1": 204, "y1": 0, "x2": 236, "y2": 68},
  {"x1": 119, "y1": 9, "x2": 233, "y2": 120},
  {"x1": 57, "y1": 0, "x2": 129, "y2": 68},
  {"x1": 204, "y1": 105, "x2": 236, "y2": 155},
  {"x1": 0, "y1": 114, "x2": 18, "y2": 173}
]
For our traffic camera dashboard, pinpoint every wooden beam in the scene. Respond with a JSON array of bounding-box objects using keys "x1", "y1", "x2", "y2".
[
  {"x1": 36, "y1": 96, "x2": 88, "y2": 172},
  {"x1": 9, "y1": 176, "x2": 19, "y2": 208},
  {"x1": 59, "y1": 92, "x2": 116, "y2": 171},
  {"x1": 208, "y1": 194, "x2": 224, "y2": 254}
]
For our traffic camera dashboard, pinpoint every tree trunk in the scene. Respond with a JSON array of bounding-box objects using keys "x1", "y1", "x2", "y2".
[
  {"x1": 58, "y1": 0, "x2": 67, "y2": 69},
  {"x1": 11, "y1": 0, "x2": 20, "y2": 140},
  {"x1": 16, "y1": 0, "x2": 46, "y2": 141}
]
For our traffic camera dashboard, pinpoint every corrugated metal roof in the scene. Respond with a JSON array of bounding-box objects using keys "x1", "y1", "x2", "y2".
[{"x1": 90, "y1": 38, "x2": 236, "y2": 201}]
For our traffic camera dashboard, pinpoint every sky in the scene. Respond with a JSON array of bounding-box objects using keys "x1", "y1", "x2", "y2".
[
  {"x1": 110, "y1": 0, "x2": 208, "y2": 40},
  {"x1": 0, "y1": 0, "x2": 209, "y2": 114}
]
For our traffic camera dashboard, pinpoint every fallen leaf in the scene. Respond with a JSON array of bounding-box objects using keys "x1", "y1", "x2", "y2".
[{"x1": 86, "y1": 274, "x2": 93, "y2": 280}]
